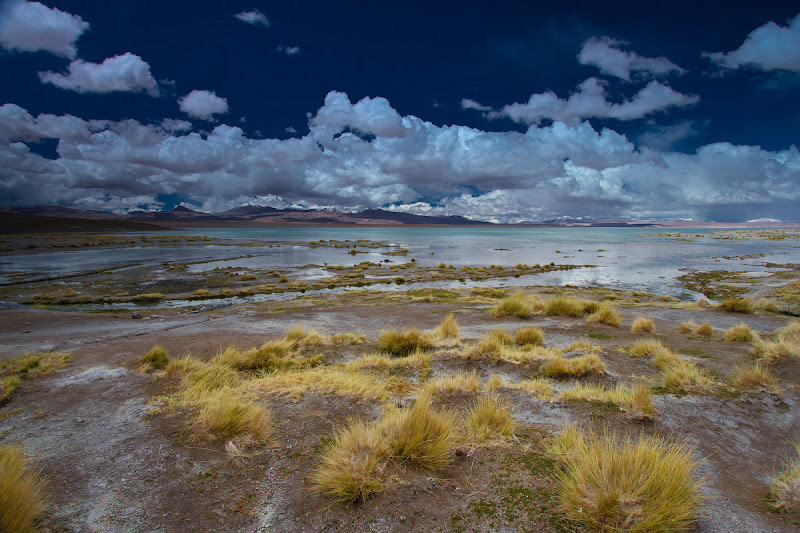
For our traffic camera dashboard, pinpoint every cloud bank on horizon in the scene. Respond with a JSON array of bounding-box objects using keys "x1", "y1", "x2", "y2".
[{"x1": 1, "y1": 2, "x2": 799, "y2": 223}]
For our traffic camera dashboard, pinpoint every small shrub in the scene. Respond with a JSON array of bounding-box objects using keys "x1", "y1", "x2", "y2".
[
  {"x1": 718, "y1": 298, "x2": 752, "y2": 313},
  {"x1": 731, "y1": 361, "x2": 777, "y2": 390},
  {"x1": 541, "y1": 353, "x2": 605, "y2": 378},
  {"x1": 630, "y1": 316, "x2": 655, "y2": 333},
  {"x1": 769, "y1": 443, "x2": 800, "y2": 511},
  {"x1": 723, "y1": 323, "x2": 756, "y2": 342},
  {"x1": 433, "y1": 313, "x2": 460, "y2": 339},
  {"x1": 378, "y1": 328, "x2": 433, "y2": 356},
  {"x1": 492, "y1": 291, "x2": 534, "y2": 318},
  {"x1": 548, "y1": 426, "x2": 703, "y2": 532},
  {"x1": 514, "y1": 326, "x2": 544, "y2": 346},
  {"x1": 586, "y1": 302, "x2": 621, "y2": 327},
  {"x1": 0, "y1": 444, "x2": 47, "y2": 533},
  {"x1": 140, "y1": 345, "x2": 168, "y2": 369},
  {"x1": 464, "y1": 393, "x2": 515, "y2": 442},
  {"x1": 696, "y1": 321, "x2": 713, "y2": 337}
]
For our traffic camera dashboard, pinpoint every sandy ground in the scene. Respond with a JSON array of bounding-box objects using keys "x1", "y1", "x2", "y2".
[{"x1": 2, "y1": 290, "x2": 800, "y2": 532}]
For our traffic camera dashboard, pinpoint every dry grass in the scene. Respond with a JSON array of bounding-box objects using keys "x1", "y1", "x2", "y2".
[
  {"x1": 548, "y1": 426, "x2": 703, "y2": 533},
  {"x1": 432, "y1": 313, "x2": 459, "y2": 339},
  {"x1": 627, "y1": 339, "x2": 671, "y2": 359},
  {"x1": 586, "y1": 302, "x2": 622, "y2": 327},
  {"x1": 514, "y1": 326, "x2": 544, "y2": 346},
  {"x1": 210, "y1": 340, "x2": 315, "y2": 372},
  {"x1": 544, "y1": 296, "x2": 593, "y2": 317},
  {"x1": 776, "y1": 322, "x2": 800, "y2": 342},
  {"x1": 348, "y1": 349, "x2": 431, "y2": 378},
  {"x1": 630, "y1": 316, "x2": 655, "y2": 333},
  {"x1": 131, "y1": 292, "x2": 165, "y2": 302},
  {"x1": 331, "y1": 332, "x2": 367, "y2": 345},
  {"x1": 284, "y1": 324, "x2": 330, "y2": 346},
  {"x1": 382, "y1": 393, "x2": 455, "y2": 470},
  {"x1": 540, "y1": 353, "x2": 606, "y2": 378},
  {"x1": 0, "y1": 444, "x2": 47, "y2": 533},
  {"x1": 140, "y1": 345, "x2": 168, "y2": 370},
  {"x1": 196, "y1": 390, "x2": 272, "y2": 442},
  {"x1": 660, "y1": 359, "x2": 713, "y2": 393},
  {"x1": 310, "y1": 419, "x2": 386, "y2": 504},
  {"x1": 754, "y1": 340, "x2": 800, "y2": 361},
  {"x1": 511, "y1": 378, "x2": 553, "y2": 399},
  {"x1": 696, "y1": 321, "x2": 714, "y2": 337},
  {"x1": 769, "y1": 442, "x2": 800, "y2": 512},
  {"x1": 378, "y1": 328, "x2": 433, "y2": 356},
  {"x1": 492, "y1": 291, "x2": 535, "y2": 318},
  {"x1": 723, "y1": 323, "x2": 757, "y2": 342},
  {"x1": 679, "y1": 321, "x2": 699, "y2": 334},
  {"x1": 718, "y1": 298, "x2": 753, "y2": 313},
  {"x1": 0, "y1": 351, "x2": 71, "y2": 400},
  {"x1": 249, "y1": 367, "x2": 391, "y2": 401},
  {"x1": 731, "y1": 361, "x2": 778, "y2": 390},
  {"x1": 422, "y1": 370, "x2": 480, "y2": 396},
  {"x1": 560, "y1": 382, "x2": 655, "y2": 419},
  {"x1": 463, "y1": 392, "x2": 515, "y2": 442}
]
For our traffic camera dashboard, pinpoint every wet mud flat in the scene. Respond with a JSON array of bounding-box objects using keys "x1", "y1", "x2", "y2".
[{"x1": 2, "y1": 284, "x2": 800, "y2": 532}]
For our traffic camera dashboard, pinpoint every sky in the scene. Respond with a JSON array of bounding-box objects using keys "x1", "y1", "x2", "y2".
[{"x1": 1, "y1": 1, "x2": 799, "y2": 223}]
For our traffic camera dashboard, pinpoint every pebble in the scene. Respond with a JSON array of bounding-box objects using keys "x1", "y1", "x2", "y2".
[{"x1": 76, "y1": 417, "x2": 85, "y2": 423}]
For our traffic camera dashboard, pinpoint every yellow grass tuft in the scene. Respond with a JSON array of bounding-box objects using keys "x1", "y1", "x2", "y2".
[
  {"x1": 422, "y1": 370, "x2": 480, "y2": 396},
  {"x1": 548, "y1": 426, "x2": 703, "y2": 532},
  {"x1": 731, "y1": 361, "x2": 777, "y2": 390},
  {"x1": 561, "y1": 382, "x2": 655, "y2": 419},
  {"x1": 586, "y1": 302, "x2": 622, "y2": 327},
  {"x1": 723, "y1": 323, "x2": 757, "y2": 342},
  {"x1": 696, "y1": 321, "x2": 714, "y2": 337},
  {"x1": 512, "y1": 378, "x2": 553, "y2": 399},
  {"x1": 378, "y1": 328, "x2": 433, "y2": 356},
  {"x1": 331, "y1": 332, "x2": 367, "y2": 345},
  {"x1": 718, "y1": 298, "x2": 753, "y2": 313},
  {"x1": 211, "y1": 340, "x2": 305, "y2": 372},
  {"x1": 661, "y1": 359, "x2": 713, "y2": 393},
  {"x1": 754, "y1": 340, "x2": 800, "y2": 361},
  {"x1": 348, "y1": 349, "x2": 430, "y2": 377},
  {"x1": 776, "y1": 322, "x2": 800, "y2": 342},
  {"x1": 492, "y1": 291, "x2": 535, "y2": 318},
  {"x1": 196, "y1": 390, "x2": 272, "y2": 442},
  {"x1": 630, "y1": 316, "x2": 655, "y2": 333},
  {"x1": 131, "y1": 292, "x2": 165, "y2": 302},
  {"x1": 463, "y1": 392, "x2": 515, "y2": 442},
  {"x1": 769, "y1": 442, "x2": 800, "y2": 512},
  {"x1": 0, "y1": 444, "x2": 48, "y2": 533},
  {"x1": 679, "y1": 321, "x2": 698, "y2": 334},
  {"x1": 284, "y1": 324, "x2": 329, "y2": 346},
  {"x1": 381, "y1": 393, "x2": 455, "y2": 471},
  {"x1": 628, "y1": 339, "x2": 671, "y2": 359},
  {"x1": 514, "y1": 326, "x2": 544, "y2": 346},
  {"x1": 433, "y1": 312, "x2": 460, "y2": 339},
  {"x1": 310, "y1": 419, "x2": 386, "y2": 504},
  {"x1": 544, "y1": 296, "x2": 593, "y2": 317},
  {"x1": 541, "y1": 353, "x2": 606, "y2": 378},
  {"x1": 0, "y1": 351, "x2": 71, "y2": 400},
  {"x1": 140, "y1": 345, "x2": 168, "y2": 370}
]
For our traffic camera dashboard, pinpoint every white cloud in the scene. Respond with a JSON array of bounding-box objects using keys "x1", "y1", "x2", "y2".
[
  {"x1": 705, "y1": 13, "x2": 800, "y2": 72},
  {"x1": 578, "y1": 36, "x2": 686, "y2": 81},
  {"x1": 638, "y1": 120, "x2": 703, "y2": 150},
  {"x1": 488, "y1": 78, "x2": 699, "y2": 125},
  {"x1": 161, "y1": 119, "x2": 192, "y2": 133},
  {"x1": 1, "y1": 93, "x2": 798, "y2": 222},
  {"x1": 0, "y1": 0, "x2": 88, "y2": 59},
  {"x1": 233, "y1": 9, "x2": 269, "y2": 28},
  {"x1": 460, "y1": 98, "x2": 492, "y2": 111},
  {"x1": 38, "y1": 53, "x2": 160, "y2": 96},
  {"x1": 277, "y1": 45, "x2": 301, "y2": 55},
  {"x1": 178, "y1": 90, "x2": 229, "y2": 120}
]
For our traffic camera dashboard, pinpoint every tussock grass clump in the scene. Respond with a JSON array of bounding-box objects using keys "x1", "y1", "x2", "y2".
[
  {"x1": 754, "y1": 340, "x2": 800, "y2": 361},
  {"x1": 349, "y1": 349, "x2": 431, "y2": 377},
  {"x1": 561, "y1": 382, "x2": 655, "y2": 419},
  {"x1": 331, "y1": 332, "x2": 367, "y2": 345},
  {"x1": 631, "y1": 316, "x2": 655, "y2": 333},
  {"x1": 196, "y1": 390, "x2": 272, "y2": 442},
  {"x1": 211, "y1": 340, "x2": 298, "y2": 372},
  {"x1": 586, "y1": 302, "x2": 622, "y2": 326},
  {"x1": 382, "y1": 393, "x2": 455, "y2": 470},
  {"x1": 512, "y1": 378, "x2": 553, "y2": 399},
  {"x1": 776, "y1": 322, "x2": 800, "y2": 342},
  {"x1": 250, "y1": 368, "x2": 391, "y2": 401},
  {"x1": 679, "y1": 321, "x2": 698, "y2": 334},
  {"x1": 131, "y1": 292, "x2": 165, "y2": 302},
  {"x1": 422, "y1": 370, "x2": 480, "y2": 396},
  {"x1": 514, "y1": 326, "x2": 544, "y2": 346},
  {"x1": 378, "y1": 328, "x2": 433, "y2": 356},
  {"x1": 140, "y1": 345, "x2": 168, "y2": 370},
  {"x1": 0, "y1": 351, "x2": 71, "y2": 400},
  {"x1": 548, "y1": 426, "x2": 703, "y2": 533},
  {"x1": 723, "y1": 323, "x2": 756, "y2": 342},
  {"x1": 464, "y1": 329, "x2": 512, "y2": 360},
  {"x1": 464, "y1": 393, "x2": 515, "y2": 442},
  {"x1": 628, "y1": 339, "x2": 670, "y2": 359},
  {"x1": 0, "y1": 444, "x2": 47, "y2": 533},
  {"x1": 769, "y1": 443, "x2": 800, "y2": 512},
  {"x1": 284, "y1": 324, "x2": 330, "y2": 346},
  {"x1": 660, "y1": 359, "x2": 713, "y2": 393},
  {"x1": 718, "y1": 298, "x2": 753, "y2": 313},
  {"x1": 544, "y1": 296, "x2": 593, "y2": 317},
  {"x1": 731, "y1": 361, "x2": 777, "y2": 390},
  {"x1": 492, "y1": 291, "x2": 534, "y2": 318},
  {"x1": 433, "y1": 313, "x2": 459, "y2": 339},
  {"x1": 541, "y1": 353, "x2": 605, "y2": 378},
  {"x1": 696, "y1": 321, "x2": 714, "y2": 337},
  {"x1": 310, "y1": 419, "x2": 386, "y2": 504}
]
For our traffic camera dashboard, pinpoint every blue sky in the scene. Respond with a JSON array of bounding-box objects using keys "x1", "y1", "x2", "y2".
[{"x1": 1, "y1": 1, "x2": 799, "y2": 222}]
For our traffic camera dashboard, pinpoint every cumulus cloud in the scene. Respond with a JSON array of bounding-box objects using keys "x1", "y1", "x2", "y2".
[
  {"x1": 0, "y1": 0, "x2": 88, "y2": 59},
  {"x1": 233, "y1": 9, "x2": 269, "y2": 28},
  {"x1": 579, "y1": 36, "x2": 686, "y2": 81},
  {"x1": 1, "y1": 93, "x2": 799, "y2": 221},
  {"x1": 485, "y1": 78, "x2": 699, "y2": 125},
  {"x1": 277, "y1": 45, "x2": 301, "y2": 55},
  {"x1": 38, "y1": 53, "x2": 160, "y2": 96},
  {"x1": 178, "y1": 90, "x2": 229, "y2": 120},
  {"x1": 705, "y1": 13, "x2": 800, "y2": 72}
]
